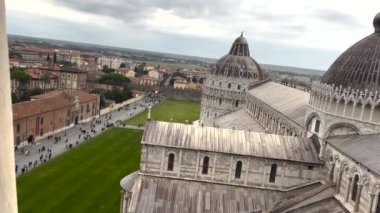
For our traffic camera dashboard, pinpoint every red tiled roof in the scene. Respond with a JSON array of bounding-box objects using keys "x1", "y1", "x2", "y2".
[{"x1": 13, "y1": 96, "x2": 74, "y2": 120}]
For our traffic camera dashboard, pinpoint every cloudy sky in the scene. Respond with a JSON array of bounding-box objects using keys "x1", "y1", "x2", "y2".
[{"x1": 5, "y1": 0, "x2": 380, "y2": 70}]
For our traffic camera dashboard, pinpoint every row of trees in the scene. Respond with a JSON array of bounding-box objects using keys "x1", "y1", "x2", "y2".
[{"x1": 94, "y1": 73, "x2": 133, "y2": 106}]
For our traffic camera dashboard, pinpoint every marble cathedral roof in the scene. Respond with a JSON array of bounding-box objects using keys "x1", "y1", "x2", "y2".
[
  {"x1": 248, "y1": 81, "x2": 309, "y2": 126},
  {"x1": 143, "y1": 121, "x2": 321, "y2": 164}
]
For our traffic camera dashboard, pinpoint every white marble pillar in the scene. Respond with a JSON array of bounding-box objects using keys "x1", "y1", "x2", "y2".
[
  {"x1": 0, "y1": 0, "x2": 18, "y2": 211},
  {"x1": 354, "y1": 184, "x2": 363, "y2": 212}
]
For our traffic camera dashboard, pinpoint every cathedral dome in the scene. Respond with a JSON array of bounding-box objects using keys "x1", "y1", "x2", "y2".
[
  {"x1": 210, "y1": 33, "x2": 264, "y2": 79},
  {"x1": 321, "y1": 12, "x2": 380, "y2": 92}
]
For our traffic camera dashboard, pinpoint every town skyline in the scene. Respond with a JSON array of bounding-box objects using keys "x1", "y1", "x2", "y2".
[{"x1": 6, "y1": 0, "x2": 380, "y2": 70}]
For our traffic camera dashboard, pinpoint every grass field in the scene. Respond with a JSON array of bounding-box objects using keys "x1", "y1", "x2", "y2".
[
  {"x1": 17, "y1": 128, "x2": 143, "y2": 213},
  {"x1": 126, "y1": 99, "x2": 200, "y2": 126}
]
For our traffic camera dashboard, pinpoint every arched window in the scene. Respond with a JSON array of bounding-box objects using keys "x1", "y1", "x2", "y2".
[
  {"x1": 219, "y1": 82, "x2": 222, "y2": 87},
  {"x1": 314, "y1": 120, "x2": 321, "y2": 133},
  {"x1": 219, "y1": 98, "x2": 222, "y2": 105},
  {"x1": 351, "y1": 174, "x2": 359, "y2": 201},
  {"x1": 237, "y1": 84, "x2": 241, "y2": 90},
  {"x1": 269, "y1": 163, "x2": 277, "y2": 183},
  {"x1": 228, "y1": 83, "x2": 231, "y2": 88},
  {"x1": 235, "y1": 100, "x2": 239, "y2": 107},
  {"x1": 167, "y1": 153, "x2": 175, "y2": 171},
  {"x1": 202, "y1": 156, "x2": 209, "y2": 174},
  {"x1": 235, "y1": 161, "x2": 242, "y2": 179},
  {"x1": 207, "y1": 111, "x2": 210, "y2": 118},
  {"x1": 212, "y1": 80, "x2": 215, "y2": 86}
]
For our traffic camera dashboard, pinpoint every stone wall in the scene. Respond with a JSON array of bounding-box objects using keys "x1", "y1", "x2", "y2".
[
  {"x1": 325, "y1": 144, "x2": 380, "y2": 213},
  {"x1": 133, "y1": 84, "x2": 201, "y2": 101},
  {"x1": 245, "y1": 94, "x2": 306, "y2": 137},
  {"x1": 200, "y1": 75, "x2": 251, "y2": 124},
  {"x1": 140, "y1": 145, "x2": 323, "y2": 191}
]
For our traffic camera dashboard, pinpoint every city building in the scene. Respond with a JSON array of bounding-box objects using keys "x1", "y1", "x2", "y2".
[
  {"x1": 97, "y1": 57, "x2": 125, "y2": 69},
  {"x1": 136, "y1": 76, "x2": 159, "y2": 86},
  {"x1": 147, "y1": 70, "x2": 163, "y2": 80},
  {"x1": 80, "y1": 53, "x2": 98, "y2": 71},
  {"x1": 26, "y1": 69, "x2": 59, "y2": 91},
  {"x1": 13, "y1": 90, "x2": 99, "y2": 146},
  {"x1": 173, "y1": 79, "x2": 187, "y2": 89},
  {"x1": 120, "y1": 13, "x2": 380, "y2": 213},
  {"x1": 57, "y1": 66, "x2": 87, "y2": 91},
  {"x1": 54, "y1": 49, "x2": 81, "y2": 66},
  {"x1": 116, "y1": 68, "x2": 136, "y2": 78}
]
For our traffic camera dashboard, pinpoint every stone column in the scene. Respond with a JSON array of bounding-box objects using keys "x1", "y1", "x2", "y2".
[
  {"x1": 328, "y1": 162, "x2": 335, "y2": 181},
  {"x1": 371, "y1": 193, "x2": 379, "y2": 213},
  {"x1": 354, "y1": 184, "x2": 363, "y2": 212},
  {"x1": 336, "y1": 169, "x2": 344, "y2": 194},
  {"x1": 368, "y1": 193, "x2": 375, "y2": 213},
  {"x1": 0, "y1": 0, "x2": 18, "y2": 212},
  {"x1": 345, "y1": 176, "x2": 353, "y2": 202},
  {"x1": 119, "y1": 190, "x2": 125, "y2": 213},
  {"x1": 319, "y1": 141, "x2": 326, "y2": 159}
]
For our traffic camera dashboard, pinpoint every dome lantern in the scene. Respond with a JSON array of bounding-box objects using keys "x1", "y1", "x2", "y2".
[{"x1": 374, "y1": 12, "x2": 380, "y2": 33}]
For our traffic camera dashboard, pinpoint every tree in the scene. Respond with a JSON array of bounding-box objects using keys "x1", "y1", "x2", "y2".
[
  {"x1": 10, "y1": 70, "x2": 31, "y2": 84},
  {"x1": 53, "y1": 53, "x2": 57, "y2": 64},
  {"x1": 102, "y1": 65, "x2": 115, "y2": 73},
  {"x1": 46, "y1": 54, "x2": 50, "y2": 62},
  {"x1": 98, "y1": 73, "x2": 130, "y2": 87},
  {"x1": 41, "y1": 72, "x2": 51, "y2": 91},
  {"x1": 104, "y1": 87, "x2": 132, "y2": 103},
  {"x1": 119, "y1": 63, "x2": 126, "y2": 68},
  {"x1": 30, "y1": 87, "x2": 44, "y2": 96},
  {"x1": 192, "y1": 76, "x2": 198, "y2": 83},
  {"x1": 10, "y1": 70, "x2": 31, "y2": 101}
]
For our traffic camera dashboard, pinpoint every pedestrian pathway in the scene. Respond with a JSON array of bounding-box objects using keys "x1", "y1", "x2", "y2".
[{"x1": 15, "y1": 98, "x2": 157, "y2": 177}]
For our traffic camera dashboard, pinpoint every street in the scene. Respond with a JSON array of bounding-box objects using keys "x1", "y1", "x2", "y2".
[{"x1": 14, "y1": 97, "x2": 157, "y2": 176}]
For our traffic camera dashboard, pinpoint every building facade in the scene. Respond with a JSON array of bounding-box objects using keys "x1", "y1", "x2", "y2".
[
  {"x1": 57, "y1": 66, "x2": 87, "y2": 91},
  {"x1": 13, "y1": 90, "x2": 99, "y2": 146}
]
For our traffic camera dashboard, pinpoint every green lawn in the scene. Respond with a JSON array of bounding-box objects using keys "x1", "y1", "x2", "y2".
[
  {"x1": 126, "y1": 99, "x2": 200, "y2": 126},
  {"x1": 17, "y1": 128, "x2": 143, "y2": 213}
]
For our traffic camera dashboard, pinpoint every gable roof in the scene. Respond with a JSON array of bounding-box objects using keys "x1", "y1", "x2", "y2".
[
  {"x1": 327, "y1": 133, "x2": 380, "y2": 175},
  {"x1": 13, "y1": 96, "x2": 73, "y2": 120},
  {"x1": 143, "y1": 121, "x2": 321, "y2": 164},
  {"x1": 248, "y1": 81, "x2": 309, "y2": 126}
]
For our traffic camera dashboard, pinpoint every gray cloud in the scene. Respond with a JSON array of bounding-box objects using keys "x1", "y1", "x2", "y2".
[
  {"x1": 51, "y1": 0, "x2": 240, "y2": 22},
  {"x1": 312, "y1": 9, "x2": 359, "y2": 26}
]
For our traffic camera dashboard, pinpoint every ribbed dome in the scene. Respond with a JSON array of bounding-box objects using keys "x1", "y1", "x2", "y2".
[
  {"x1": 210, "y1": 33, "x2": 264, "y2": 79},
  {"x1": 321, "y1": 13, "x2": 380, "y2": 92}
]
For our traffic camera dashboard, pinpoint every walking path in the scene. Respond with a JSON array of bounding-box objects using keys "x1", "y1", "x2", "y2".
[{"x1": 15, "y1": 98, "x2": 157, "y2": 176}]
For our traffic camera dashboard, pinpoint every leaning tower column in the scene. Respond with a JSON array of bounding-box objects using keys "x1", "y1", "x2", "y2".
[{"x1": 0, "y1": 0, "x2": 18, "y2": 212}]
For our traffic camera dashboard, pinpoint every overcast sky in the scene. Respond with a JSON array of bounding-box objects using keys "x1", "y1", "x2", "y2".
[{"x1": 5, "y1": 0, "x2": 380, "y2": 70}]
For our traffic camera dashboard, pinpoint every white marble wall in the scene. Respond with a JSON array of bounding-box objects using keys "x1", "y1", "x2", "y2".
[
  {"x1": 140, "y1": 145, "x2": 323, "y2": 191},
  {"x1": 245, "y1": 95, "x2": 305, "y2": 137},
  {"x1": 200, "y1": 75, "x2": 251, "y2": 125},
  {"x1": 325, "y1": 144, "x2": 380, "y2": 213}
]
